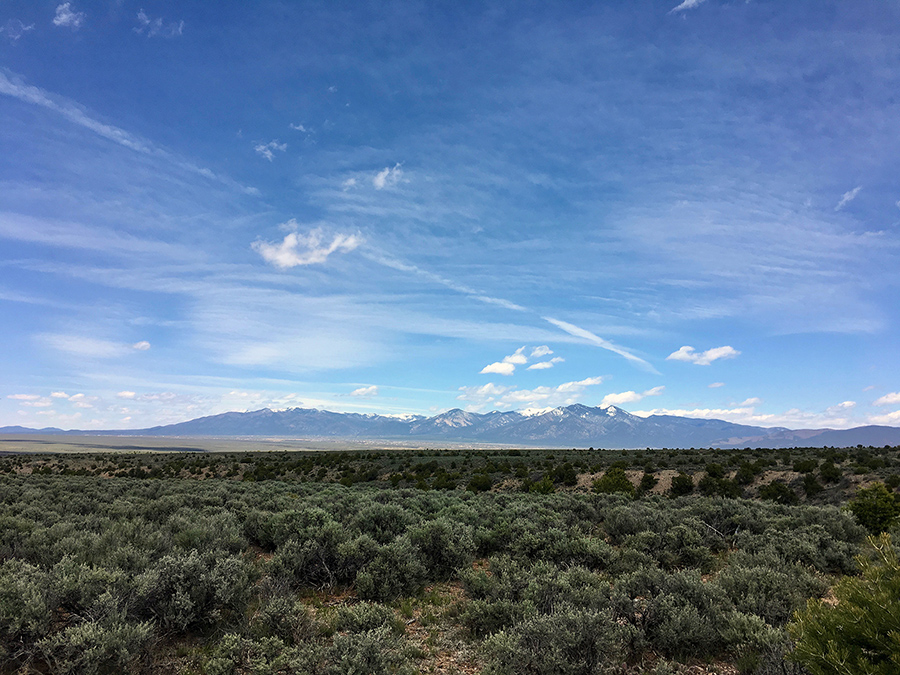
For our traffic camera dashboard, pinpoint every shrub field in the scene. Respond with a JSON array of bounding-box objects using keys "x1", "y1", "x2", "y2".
[{"x1": 1, "y1": 444, "x2": 898, "y2": 674}]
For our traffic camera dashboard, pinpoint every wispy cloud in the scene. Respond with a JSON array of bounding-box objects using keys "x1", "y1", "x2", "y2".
[
  {"x1": 835, "y1": 186, "x2": 862, "y2": 211},
  {"x1": 0, "y1": 71, "x2": 258, "y2": 194},
  {"x1": 134, "y1": 10, "x2": 184, "y2": 38},
  {"x1": 373, "y1": 164, "x2": 403, "y2": 190},
  {"x1": 53, "y1": 3, "x2": 85, "y2": 29},
  {"x1": 666, "y1": 345, "x2": 739, "y2": 366},
  {"x1": 253, "y1": 223, "x2": 362, "y2": 268},
  {"x1": 669, "y1": 0, "x2": 707, "y2": 14},
  {"x1": 363, "y1": 248, "x2": 649, "y2": 369},
  {"x1": 527, "y1": 357, "x2": 564, "y2": 371},
  {"x1": 544, "y1": 317, "x2": 656, "y2": 371},
  {"x1": 132, "y1": 341, "x2": 151, "y2": 351},
  {"x1": 601, "y1": 385, "x2": 665, "y2": 407},
  {"x1": 254, "y1": 140, "x2": 287, "y2": 161},
  {"x1": 1, "y1": 19, "x2": 35, "y2": 42},
  {"x1": 350, "y1": 385, "x2": 378, "y2": 397},
  {"x1": 709, "y1": 382, "x2": 725, "y2": 388},
  {"x1": 8, "y1": 394, "x2": 41, "y2": 401},
  {"x1": 289, "y1": 123, "x2": 308, "y2": 132},
  {"x1": 38, "y1": 334, "x2": 149, "y2": 359},
  {"x1": 531, "y1": 345, "x2": 553, "y2": 358},
  {"x1": 117, "y1": 391, "x2": 137, "y2": 399}
]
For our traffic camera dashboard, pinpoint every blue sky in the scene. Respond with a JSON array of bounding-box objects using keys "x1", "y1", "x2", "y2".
[{"x1": 2, "y1": 0, "x2": 899, "y2": 431}]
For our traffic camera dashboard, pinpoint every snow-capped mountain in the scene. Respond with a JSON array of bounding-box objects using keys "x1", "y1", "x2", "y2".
[{"x1": 6, "y1": 404, "x2": 899, "y2": 448}]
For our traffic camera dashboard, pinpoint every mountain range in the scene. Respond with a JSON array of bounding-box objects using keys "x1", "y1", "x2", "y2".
[{"x1": 4, "y1": 404, "x2": 900, "y2": 449}]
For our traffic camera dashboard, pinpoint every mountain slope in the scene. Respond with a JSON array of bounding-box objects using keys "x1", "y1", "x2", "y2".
[{"x1": 6, "y1": 405, "x2": 900, "y2": 448}]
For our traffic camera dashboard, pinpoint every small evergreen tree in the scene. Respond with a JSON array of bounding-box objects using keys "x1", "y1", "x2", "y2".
[
  {"x1": 592, "y1": 467, "x2": 635, "y2": 496},
  {"x1": 788, "y1": 533, "x2": 900, "y2": 675}
]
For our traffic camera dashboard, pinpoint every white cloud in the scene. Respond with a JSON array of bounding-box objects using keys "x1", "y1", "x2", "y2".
[
  {"x1": 544, "y1": 317, "x2": 656, "y2": 371},
  {"x1": 373, "y1": 164, "x2": 403, "y2": 189},
  {"x1": 874, "y1": 392, "x2": 900, "y2": 406},
  {"x1": 68, "y1": 393, "x2": 84, "y2": 401},
  {"x1": 666, "y1": 345, "x2": 740, "y2": 366},
  {"x1": 870, "y1": 410, "x2": 900, "y2": 425},
  {"x1": 670, "y1": 0, "x2": 707, "y2": 13},
  {"x1": 53, "y1": 3, "x2": 85, "y2": 29},
  {"x1": 740, "y1": 397, "x2": 762, "y2": 406},
  {"x1": 502, "y1": 346, "x2": 528, "y2": 365},
  {"x1": 134, "y1": 10, "x2": 184, "y2": 38},
  {"x1": 132, "y1": 341, "x2": 151, "y2": 351},
  {"x1": 826, "y1": 401, "x2": 856, "y2": 415},
  {"x1": 480, "y1": 362, "x2": 516, "y2": 376},
  {"x1": 22, "y1": 398, "x2": 53, "y2": 408},
  {"x1": 342, "y1": 178, "x2": 357, "y2": 190},
  {"x1": 480, "y1": 347, "x2": 532, "y2": 376},
  {"x1": 254, "y1": 140, "x2": 287, "y2": 161},
  {"x1": 254, "y1": 224, "x2": 362, "y2": 268},
  {"x1": 350, "y1": 385, "x2": 378, "y2": 397},
  {"x1": 1, "y1": 19, "x2": 35, "y2": 42},
  {"x1": 458, "y1": 376, "x2": 605, "y2": 411},
  {"x1": 708, "y1": 382, "x2": 725, "y2": 388},
  {"x1": 527, "y1": 357, "x2": 564, "y2": 371},
  {"x1": 530, "y1": 345, "x2": 553, "y2": 358},
  {"x1": 635, "y1": 398, "x2": 864, "y2": 430},
  {"x1": 289, "y1": 123, "x2": 308, "y2": 132},
  {"x1": 601, "y1": 385, "x2": 665, "y2": 407},
  {"x1": 50, "y1": 391, "x2": 69, "y2": 398},
  {"x1": 117, "y1": 391, "x2": 136, "y2": 399},
  {"x1": 835, "y1": 186, "x2": 862, "y2": 211},
  {"x1": 8, "y1": 394, "x2": 40, "y2": 401}
]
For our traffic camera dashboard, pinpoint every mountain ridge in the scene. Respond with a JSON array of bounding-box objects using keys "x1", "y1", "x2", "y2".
[{"x1": 3, "y1": 404, "x2": 900, "y2": 449}]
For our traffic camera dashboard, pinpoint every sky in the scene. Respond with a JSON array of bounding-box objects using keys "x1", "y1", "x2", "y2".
[{"x1": 1, "y1": 0, "x2": 899, "y2": 431}]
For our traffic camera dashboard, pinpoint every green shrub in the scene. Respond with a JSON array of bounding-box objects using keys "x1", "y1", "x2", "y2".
[
  {"x1": 356, "y1": 537, "x2": 425, "y2": 601},
  {"x1": 334, "y1": 602, "x2": 401, "y2": 635},
  {"x1": 759, "y1": 481, "x2": 798, "y2": 505},
  {"x1": 468, "y1": 473, "x2": 493, "y2": 493},
  {"x1": 408, "y1": 517, "x2": 474, "y2": 580},
  {"x1": 705, "y1": 463, "x2": 726, "y2": 479},
  {"x1": 592, "y1": 467, "x2": 635, "y2": 496},
  {"x1": 819, "y1": 461, "x2": 842, "y2": 483},
  {"x1": 788, "y1": 534, "x2": 900, "y2": 675},
  {"x1": 669, "y1": 472, "x2": 694, "y2": 497},
  {"x1": 802, "y1": 473, "x2": 824, "y2": 497},
  {"x1": 483, "y1": 608, "x2": 633, "y2": 675},
  {"x1": 847, "y1": 483, "x2": 900, "y2": 533},
  {"x1": 0, "y1": 559, "x2": 56, "y2": 646},
  {"x1": 37, "y1": 618, "x2": 153, "y2": 675},
  {"x1": 250, "y1": 595, "x2": 316, "y2": 643},
  {"x1": 638, "y1": 472, "x2": 658, "y2": 494}
]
